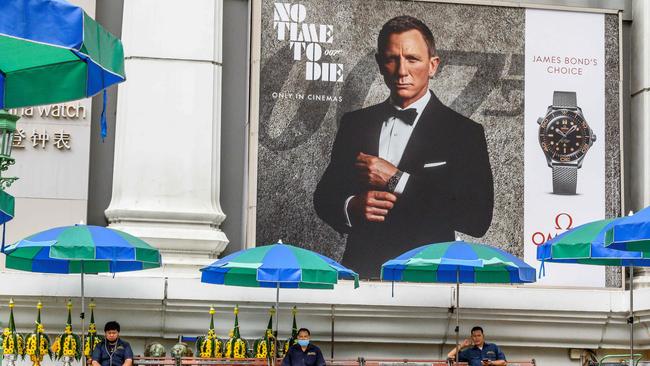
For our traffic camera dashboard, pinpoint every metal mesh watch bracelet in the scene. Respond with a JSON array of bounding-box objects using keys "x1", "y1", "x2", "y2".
[{"x1": 551, "y1": 91, "x2": 578, "y2": 195}]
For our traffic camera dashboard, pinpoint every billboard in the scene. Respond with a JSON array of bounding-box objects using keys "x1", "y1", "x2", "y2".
[{"x1": 250, "y1": 0, "x2": 622, "y2": 285}]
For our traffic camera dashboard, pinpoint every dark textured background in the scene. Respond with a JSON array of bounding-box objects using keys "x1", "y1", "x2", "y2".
[{"x1": 255, "y1": 0, "x2": 621, "y2": 285}]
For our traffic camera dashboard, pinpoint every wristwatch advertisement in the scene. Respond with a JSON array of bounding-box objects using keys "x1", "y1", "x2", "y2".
[
  {"x1": 523, "y1": 9, "x2": 607, "y2": 287},
  {"x1": 537, "y1": 91, "x2": 597, "y2": 195}
]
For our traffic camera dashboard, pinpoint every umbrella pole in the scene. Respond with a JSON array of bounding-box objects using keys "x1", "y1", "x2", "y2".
[
  {"x1": 331, "y1": 304, "x2": 335, "y2": 359},
  {"x1": 275, "y1": 283, "x2": 280, "y2": 366},
  {"x1": 630, "y1": 266, "x2": 634, "y2": 366},
  {"x1": 81, "y1": 264, "x2": 86, "y2": 366},
  {"x1": 455, "y1": 268, "x2": 460, "y2": 366}
]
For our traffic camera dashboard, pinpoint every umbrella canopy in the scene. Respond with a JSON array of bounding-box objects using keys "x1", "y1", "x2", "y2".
[
  {"x1": 0, "y1": 0, "x2": 125, "y2": 110},
  {"x1": 3, "y1": 224, "x2": 160, "y2": 273},
  {"x1": 537, "y1": 218, "x2": 650, "y2": 268},
  {"x1": 0, "y1": 189, "x2": 15, "y2": 225},
  {"x1": 201, "y1": 242, "x2": 359, "y2": 288},
  {"x1": 604, "y1": 206, "x2": 650, "y2": 252},
  {"x1": 381, "y1": 241, "x2": 536, "y2": 284}
]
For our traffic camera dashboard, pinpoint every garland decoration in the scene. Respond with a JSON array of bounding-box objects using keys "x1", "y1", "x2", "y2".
[
  {"x1": 283, "y1": 306, "x2": 299, "y2": 356},
  {"x1": 25, "y1": 302, "x2": 51, "y2": 366},
  {"x1": 1, "y1": 299, "x2": 25, "y2": 358},
  {"x1": 83, "y1": 302, "x2": 103, "y2": 358},
  {"x1": 223, "y1": 306, "x2": 248, "y2": 358},
  {"x1": 51, "y1": 301, "x2": 82, "y2": 361},
  {"x1": 253, "y1": 307, "x2": 276, "y2": 359},
  {"x1": 196, "y1": 306, "x2": 224, "y2": 358}
]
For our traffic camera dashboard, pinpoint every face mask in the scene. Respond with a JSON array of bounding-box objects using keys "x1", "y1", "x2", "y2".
[{"x1": 297, "y1": 340, "x2": 309, "y2": 347}]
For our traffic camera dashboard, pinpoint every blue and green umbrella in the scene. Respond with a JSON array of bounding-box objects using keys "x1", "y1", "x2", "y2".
[
  {"x1": 201, "y1": 242, "x2": 359, "y2": 289},
  {"x1": 604, "y1": 206, "x2": 650, "y2": 253},
  {"x1": 3, "y1": 225, "x2": 160, "y2": 273},
  {"x1": 381, "y1": 240, "x2": 536, "y2": 363},
  {"x1": 2, "y1": 225, "x2": 160, "y2": 364},
  {"x1": 536, "y1": 218, "x2": 650, "y2": 267},
  {"x1": 201, "y1": 241, "x2": 358, "y2": 359},
  {"x1": 0, "y1": 0, "x2": 126, "y2": 233},
  {"x1": 0, "y1": 0, "x2": 126, "y2": 139},
  {"x1": 382, "y1": 241, "x2": 536, "y2": 283},
  {"x1": 536, "y1": 217, "x2": 650, "y2": 364},
  {"x1": 0, "y1": 189, "x2": 15, "y2": 225}
]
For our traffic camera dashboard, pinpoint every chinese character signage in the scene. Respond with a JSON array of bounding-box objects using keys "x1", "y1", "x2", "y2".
[
  {"x1": 5, "y1": 100, "x2": 91, "y2": 201},
  {"x1": 13, "y1": 129, "x2": 72, "y2": 150}
]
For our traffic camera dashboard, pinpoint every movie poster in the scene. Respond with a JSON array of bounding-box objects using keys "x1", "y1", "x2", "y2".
[{"x1": 251, "y1": 0, "x2": 621, "y2": 284}]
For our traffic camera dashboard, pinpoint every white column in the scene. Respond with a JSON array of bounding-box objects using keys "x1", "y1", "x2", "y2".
[
  {"x1": 630, "y1": 0, "x2": 650, "y2": 287},
  {"x1": 105, "y1": 0, "x2": 228, "y2": 272}
]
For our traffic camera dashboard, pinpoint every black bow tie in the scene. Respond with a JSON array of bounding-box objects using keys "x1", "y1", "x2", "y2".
[{"x1": 390, "y1": 108, "x2": 418, "y2": 125}]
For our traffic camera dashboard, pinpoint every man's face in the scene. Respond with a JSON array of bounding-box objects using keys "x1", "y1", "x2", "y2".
[
  {"x1": 471, "y1": 330, "x2": 484, "y2": 347},
  {"x1": 105, "y1": 330, "x2": 119, "y2": 342},
  {"x1": 376, "y1": 29, "x2": 440, "y2": 108},
  {"x1": 297, "y1": 330, "x2": 310, "y2": 341}
]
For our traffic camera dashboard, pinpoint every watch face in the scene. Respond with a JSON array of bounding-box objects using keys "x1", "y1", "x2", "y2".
[{"x1": 539, "y1": 109, "x2": 593, "y2": 162}]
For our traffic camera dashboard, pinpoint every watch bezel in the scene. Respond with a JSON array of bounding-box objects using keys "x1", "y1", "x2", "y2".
[{"x1": 538, "y1": 108, "x2": 594, "y2": 164}]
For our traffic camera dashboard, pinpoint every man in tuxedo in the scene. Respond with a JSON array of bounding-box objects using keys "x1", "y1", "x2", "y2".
[{"x1": 313, "y1": 15, "x2": 494, "y2": 278}]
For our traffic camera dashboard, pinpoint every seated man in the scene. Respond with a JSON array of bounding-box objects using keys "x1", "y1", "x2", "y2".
[
  {"x1": 91, "y1": 321, "x2": 134, "y2": 366},
  {"x1": 447, "y1": 326, "x2": 506, "y2": 366},
  {"x1": 282, "y1": 328, "x2": 326, "y2": 366}
]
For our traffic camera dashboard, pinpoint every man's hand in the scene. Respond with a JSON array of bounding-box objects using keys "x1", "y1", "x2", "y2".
[
  {"x1": 447, "y1": 338, "x2": 473, "y2": 360},
  {"x1": 349, "y1": 191, "x2": 397, "y2": 223},
  {"x1": 355, "y1": 152, "x2": 399, "y2": 189}
]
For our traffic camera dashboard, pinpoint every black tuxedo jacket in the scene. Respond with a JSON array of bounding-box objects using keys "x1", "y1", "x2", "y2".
[{"x1": 313, "y1": 91, "x2": 494, "y2": 278}]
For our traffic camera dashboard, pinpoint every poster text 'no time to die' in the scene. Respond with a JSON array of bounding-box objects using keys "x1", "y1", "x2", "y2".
[{"x1": 273, "y1": 2, "x2": 343, "y2": 82}]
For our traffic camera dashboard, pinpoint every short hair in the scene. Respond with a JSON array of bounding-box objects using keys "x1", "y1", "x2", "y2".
[
  {"x1": 377, "y1": 15, "x2": 437, "y2": 58},
  {"x1": 471, "y1": 326, "x2": 484, "y2": 334},
  {"x1": 104, "y1": 321, "x2": 121, "y2": 332},
  {"x1": 297, "y1": 328, "x2": 310, "y2": 336}
]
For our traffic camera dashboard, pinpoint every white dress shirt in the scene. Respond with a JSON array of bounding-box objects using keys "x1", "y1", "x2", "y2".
[{"x1": 344, "y1": 91, "x2": 432, "y2": 226}]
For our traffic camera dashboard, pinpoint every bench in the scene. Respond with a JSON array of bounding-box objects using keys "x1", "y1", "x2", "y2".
[
  {"x1": 134, "y1": 357, "x2": 274, "y2": 366},
  {"x1": 133, "y1": 357, "x2": 536, "y2": 366},
  {"x1": 353, "y1": 358, "x2": 535, "y2": 366}
]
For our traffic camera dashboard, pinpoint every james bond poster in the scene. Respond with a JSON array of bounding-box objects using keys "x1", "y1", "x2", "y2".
[{"x1": 251, "y1": 0, "x2": 621, "y2": 284}]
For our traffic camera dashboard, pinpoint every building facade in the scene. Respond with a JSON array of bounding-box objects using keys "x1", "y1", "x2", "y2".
[{"x1": 1, "y1": 0, "x2": 650, "y2": 365}]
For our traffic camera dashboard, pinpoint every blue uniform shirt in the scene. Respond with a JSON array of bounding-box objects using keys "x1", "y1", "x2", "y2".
[
  {"x1": 91, "y1": 339, "x2": 134, "y2": 366},
  {"x1": 458, "y1": 342, "x2": 506, "y2": 366},
  {"x1": 281, "y1": 343, "x2": 326, "y2": 366}
]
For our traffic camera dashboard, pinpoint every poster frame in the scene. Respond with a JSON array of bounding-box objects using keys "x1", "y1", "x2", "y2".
[{"x1": 245, "y1": 0, "x2": 625, "y2": 289}]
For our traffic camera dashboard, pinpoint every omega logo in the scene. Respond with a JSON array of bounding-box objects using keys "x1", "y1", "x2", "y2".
[
  {"x1": 554, "y1": 212, "x2": 573, "y2": 230},
  {"x1": 531, "y1": 212, "x2": 574, "y2": 246}
]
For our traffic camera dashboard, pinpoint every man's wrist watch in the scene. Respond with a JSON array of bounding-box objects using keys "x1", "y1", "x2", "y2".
[
  {"x1": 537, "y1": 91, "x2": 596, "y2": 195},
  {"x1": 387, "y1": 170, "x2": 403, "y2": 192}
]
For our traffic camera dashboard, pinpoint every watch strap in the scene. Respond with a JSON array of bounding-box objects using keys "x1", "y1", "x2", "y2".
[
  {"x1": 387, "y1": 170, "x2": 403, "y2": 192},
  {"x1": 552, "y1": 165, "x2": 578, "y2": 195},
  {"x1": 552, "y1": 91, "x2": 577, "y2": 109}
]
